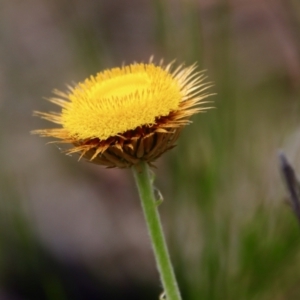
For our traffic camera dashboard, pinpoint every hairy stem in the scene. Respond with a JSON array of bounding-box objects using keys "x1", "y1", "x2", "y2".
[{"x1": 132, "y1": 161, "x2": 181, "y2": 300}]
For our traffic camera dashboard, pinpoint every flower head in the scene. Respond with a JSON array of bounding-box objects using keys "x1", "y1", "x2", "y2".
[{"x1": 33, "y1": 60, "x2": 212, "y2": 168}]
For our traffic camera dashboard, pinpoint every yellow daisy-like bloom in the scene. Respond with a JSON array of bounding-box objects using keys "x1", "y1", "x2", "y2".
[{"x1": 33, "y1": 61, "x2": 212, "y2": 168}]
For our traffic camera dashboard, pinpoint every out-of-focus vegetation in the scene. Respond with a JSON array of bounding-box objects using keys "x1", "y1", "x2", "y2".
[{"x1": 1, "y1": 0, "x2": 300, "y2": 299}]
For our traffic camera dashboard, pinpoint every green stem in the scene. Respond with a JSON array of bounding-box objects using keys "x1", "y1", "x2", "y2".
[{"x1": 132, "y1": 161, "x2": 182, "y2": 300}]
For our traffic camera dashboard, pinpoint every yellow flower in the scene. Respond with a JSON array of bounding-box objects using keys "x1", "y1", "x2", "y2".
[{"x1": 32, "y1": 60, "x2": 212, "y2": 168}]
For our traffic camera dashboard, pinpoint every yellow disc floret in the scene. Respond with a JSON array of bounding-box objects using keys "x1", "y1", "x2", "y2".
[
  {"x1": 61, "y1": 63, "x2": 183, "y2": 140},
  {"x1": 33, "y1": 59, "x2": 213, "y2": 168}
]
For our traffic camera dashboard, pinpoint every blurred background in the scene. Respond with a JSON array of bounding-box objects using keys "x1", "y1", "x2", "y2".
[{"x1": 1, "y1": 0, "x2": 300, "y2": 299}]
